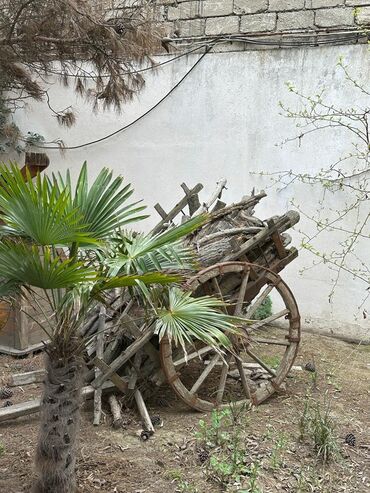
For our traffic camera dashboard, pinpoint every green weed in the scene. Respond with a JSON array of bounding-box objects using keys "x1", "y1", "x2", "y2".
[
  {"x1": 260, "y1": 355, "x2": 281, "y2": 370},
  {"x1": 165, "y1": 469, "x2": 198, "y2": 492},
  {"x1": 196, "y1": 408, "x2": 234, "y2": 448},
  {"x1": 195, "y1": 405, "x2": 262, "y2": 492},
  {"x1": 270, "y1": 432, "x2": 288, "y2": 469},
  {"x1": 299, "y1": 394, "x2": 339, "y2": 463},
  {"x1": 251, "y1": 296, "x2": 272, "y2": 320}
]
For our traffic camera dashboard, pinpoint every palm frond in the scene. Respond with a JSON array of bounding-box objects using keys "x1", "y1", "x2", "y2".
[
  {"x1": 106, "y1": 215, "x2": 207, "y2": 275},
  {"x1": 0, "y1": 241, "x2": 96, "y2": 289},
  {"x1": 52, "y1": 163, "x2": 148, "y2": 240},
  {"x1": 155, "y1": 287, "x2": 237, "y2": 350},
  {"x1": 0, "y1": 279, "x2": 21, "y2": 298},
  {"x1": 92, "y1": 272, "x2": 182, "y2": 295},
  {"x1": 0, "y1": 163, "x2": 97, "y2": 245}
]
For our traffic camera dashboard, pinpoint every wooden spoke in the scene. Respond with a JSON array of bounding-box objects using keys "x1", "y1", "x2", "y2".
[
  {"x1": 251, "y1": 337, "x2": 289, "y2": 347},
  {"x1": 245, "y1": 348, "x2": 276, "y2": 377},
  {"x1": 216, "y1": 356, "x2": 231, "y2": 404},
  {"x1": 190, "y1": 353, "x2": 220, "y2": 393},
  {"x1": 247, "y1": 309, "x2": 290, "y2": 331},
  {"x1": 173, "y1": 346, "x2": 214, "y2": 367},
  {"x1": 235, "y1": 355, "x2": 252, "y2": 399},
  {"x1": 212, "y1": 277, "x2": 229, "y2": 314},
  {"x1": 159, "y1": 261, "x2": 300, "y2": 411},
  {"x1": 234, "y1": 269, "x2": 250, "y2": 316},
  {"x1": 245, "y1": 284, "x2": 274, "y2": 319}
]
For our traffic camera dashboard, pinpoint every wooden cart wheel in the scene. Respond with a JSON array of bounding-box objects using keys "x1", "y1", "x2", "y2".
[{"x1": 159, "y1": 261, "x2": 300, "y2": 411}]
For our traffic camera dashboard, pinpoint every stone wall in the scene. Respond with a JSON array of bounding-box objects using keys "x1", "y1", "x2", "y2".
[
  {"x1": 154, "y1": 0, "x2": 370, "y2": 38},
  {"x1": 103, "y1": 0, "x2": 370, "y2": 42}
]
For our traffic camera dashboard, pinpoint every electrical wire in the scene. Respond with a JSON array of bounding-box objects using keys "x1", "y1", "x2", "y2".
[
  {"x1": 35, "y1": 43, "x2": 212, "y2": 80},
  {"x1": 36, "y1": 30, "x2": 367, "y2": 151},
  {"x1": 38, "y1": 46, "x2": 212, "y2": 150}
]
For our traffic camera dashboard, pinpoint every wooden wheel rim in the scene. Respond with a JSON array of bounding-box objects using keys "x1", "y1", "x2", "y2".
[{"x1": 160, "y1": 261, "x2": 300, "y2": 412}]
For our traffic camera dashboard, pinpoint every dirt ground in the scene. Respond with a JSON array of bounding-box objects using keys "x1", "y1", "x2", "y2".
[{"x1": 0, "y1": 332, "x2": 369, "y2": 493}]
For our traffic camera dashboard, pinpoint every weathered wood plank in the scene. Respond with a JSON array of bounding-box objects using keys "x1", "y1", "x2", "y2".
[
  {"x1": 134, "y1": 389, "x2": 154, "y2": 433},
  {"x1": 0, "y1": 381, "x2": 116, "y2": 423},
  {"x1": 93, "y1": 306, "x2": 105, "y2": 426},
  {"x1": 8, "y1": 369, "x2": 46, "y2": 387},
  {"x1": 91, "y1": 325, "x2": 155, "y2": 389},
  {"x1": 225, "y1": 211, "x2": 299, "y2": 261},
  {"x1": 181, "y1": 182, "x2": 201, "y2": 215},
  {"x1": 151, "y1": 183, "x2": 203, "y2": 235},
  {"x1": 267, "y1": 219, "x2": 287, "y2": 259},
  {"x1": 92, "y1": 357, "x2": 128, "y2": 394},
  {"x1": 108, "y1": 394, "x2": 123, "y2": 429}
]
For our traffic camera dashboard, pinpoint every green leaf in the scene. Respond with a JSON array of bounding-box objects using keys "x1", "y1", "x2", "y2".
[
  {"x1": 0, "y1": 241, "x2": 96, "y2": 289},
  {"x1": 0, "y1": 163, "x2": 96, "y2": 245},
  {"x1": 155, "y1": 287, "x2": 237, "y2": 350},
  {"x1": 0, "y1": 279, "x2": 21, "y2": 298},
  {"x1": 106, "y1": 215, "x2": 207, "y2": 275},
  {"x1": 92, "y1": 272, "x2": 182, "y2": 294},
  {"x1": 53, "y1": 162, "x2": 149, "y2": 240}
]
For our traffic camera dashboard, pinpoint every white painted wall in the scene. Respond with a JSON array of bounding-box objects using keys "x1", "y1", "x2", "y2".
[{"x1": 11, "y1": 43, "x2": 370, "y2": 340}]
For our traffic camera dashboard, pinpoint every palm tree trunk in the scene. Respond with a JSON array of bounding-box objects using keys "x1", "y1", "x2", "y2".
[{"x1": 33, "y1": 349, "x2": 84, "y2": 493}]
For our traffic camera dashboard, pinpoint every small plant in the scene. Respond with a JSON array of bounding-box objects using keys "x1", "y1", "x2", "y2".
[
  {"x1": 251, "y1": 295, "x2": 272, "y2": 320},
  {"x1": 196, "y1": 408, "x2": 232, "y2": 448},
  {"x1": 298, "y1": 395, "x2": 339, "y2": 463},
  {"x1": 196, "y1": 404, "x2": 257, "y2": 489},
  {"x1": 0, "y1": 441, "x2": 4, "y2": 456},
  {"x1": 176, "y1": 480, "x2": 199, "y2": 493},
  {"x1": 270, "y1": 432, "x2": 288, "y2": 469},
  {"x1": 299, "y1": 394, "x2": 311, "y2": 442},
  {"x1": 310, "y1": 401, "x2": 339, "y2": 463},
  {"x1": 246, "y1": 462, "x2": 262, "y2": 492},
  {"x1": 309, "y1": 369, "x2": 318, "y2": 390},
  {"x1": 295, "y1": 466, "x2": 323, "y2": 492},
  {"x1": 261, "y1": 354, "x2": 281, "y2": 370},
  {"x1": 165, "y1": 469, "x2": 198, "y2": 492}
]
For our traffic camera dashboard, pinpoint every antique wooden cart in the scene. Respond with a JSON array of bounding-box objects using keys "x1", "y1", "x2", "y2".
[
  {"x1": 0, "y1": 180, "x2": 301, "y2": 426},
  {"x1": 88, "y1": 181, "x2": 301, "y2": 416}
]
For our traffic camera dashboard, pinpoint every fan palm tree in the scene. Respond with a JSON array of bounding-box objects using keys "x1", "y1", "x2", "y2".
[{"x1": 0, "y1": 163, "x2": 236, "y2": 493}]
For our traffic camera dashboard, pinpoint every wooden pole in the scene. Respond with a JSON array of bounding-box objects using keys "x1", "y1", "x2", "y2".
[
  {"x1": 0, "y1": 381, "x2": 116, "y2": 423},
  {"x1": 134, "y1": 389, "x2": 154, "y2": 434},
  {"x1": 108, "y1": 394, "x2": 123, "y2": 429},
  {"x1": 93, "y1": 305, "x2": 106, "y2": 426}
]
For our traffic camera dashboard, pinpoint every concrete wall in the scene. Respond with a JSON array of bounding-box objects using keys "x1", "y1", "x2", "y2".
[{"x1": 12, "y1": 41, "x2": 370, "y2": 341}]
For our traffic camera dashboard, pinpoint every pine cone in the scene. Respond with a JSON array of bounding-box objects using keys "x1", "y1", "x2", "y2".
[
  {"x1": 304, "y1": 362, "x2": 316, "y2": 373},
  {"x1": 345, "y1": 433, "x2": 356, "y2": 447},
  {"x1": 0, "y1": 387, "x2": 13, "y2": 399},
  {"x1": 150, "y1": 415, "x2": 162, "y2": 427},
  {"x1": 140, "y1": 430, "x2": 154, "y2": 441},
  {"x1": 198, "y1": 449, "x2": 209, "y2": 463},
  {"x1": 2, "y1": 400, "x2": 13, "y2": 407}
]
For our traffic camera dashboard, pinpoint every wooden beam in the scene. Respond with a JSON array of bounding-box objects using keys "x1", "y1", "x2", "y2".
[
  {"x1": 92, "y1": 357, "x2": 128, "y2": 394},
  {"x1": 267, "y1": 219, "x2": 287, "y2": 259},
  {"x1": 8, "y1": 369, "x2": 46, "y2": 387},
  {"x1": 151, "y1": 183, "x2": 203, "y2": 235},
  {"x1": 0, "y1": 381, "x2": 116, "y2": 423},
  {"x1": 154, "y1": 203, "x2": 168, "y2": 220},
  {"x1": 93, "y1": 306, "x2": 105, "y2": 426},
  {"x1": 181, "y1": 182, "x2": 201, "y2": 215},
  {"x1": 91, "y1": 325, "x2": 155, "y2": 389},
  {"x1": 134, "y1": 389, "x2": 154, "y2": 434}
]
